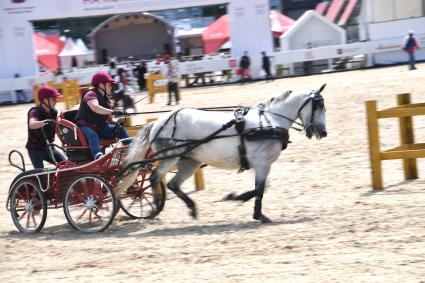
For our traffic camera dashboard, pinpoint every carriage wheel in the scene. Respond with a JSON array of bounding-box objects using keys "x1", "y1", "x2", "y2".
[
  {"x1": 64, "y1": 174, "x2": 117, "y2": 233},
  {"x1": 118, "y1": 169, "x2": 166, "y2": 219},
  {"x1": 10, "y1": 179, "x2": 47, "y2": 233}
]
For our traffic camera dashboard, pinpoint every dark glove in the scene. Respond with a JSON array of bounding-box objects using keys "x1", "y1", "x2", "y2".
[
  {"x1": 112, "y1": 110, "x2": 126, "y2": 117},
  {"x1": 43, "y1": 119, "x2": 56, "y2": 127}
]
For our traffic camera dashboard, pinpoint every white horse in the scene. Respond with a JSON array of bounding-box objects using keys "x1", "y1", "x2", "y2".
[{"x1": 118, "y1": 84, "x2": 327, "y2": 223}]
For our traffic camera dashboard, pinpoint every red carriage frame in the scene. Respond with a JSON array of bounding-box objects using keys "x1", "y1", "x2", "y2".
[{"x1": 6, "y1": 111, "x2": 165, "y2": 234}]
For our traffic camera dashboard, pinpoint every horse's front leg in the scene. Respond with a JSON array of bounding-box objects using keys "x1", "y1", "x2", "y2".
[{"x1": 253, "y1": 165, "x2": 272, "y2": 223}]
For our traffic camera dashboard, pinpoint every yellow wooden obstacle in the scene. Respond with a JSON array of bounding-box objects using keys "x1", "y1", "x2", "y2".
[
  {"x1": 366, "y1": 93, "x2": 424, "y2": 189},
  {"x1": 146, "y1": 73, "x2": 169, "y2": 103},
  {"x1": 33, "y1": 80, "x2": 81, "y2": 110}
]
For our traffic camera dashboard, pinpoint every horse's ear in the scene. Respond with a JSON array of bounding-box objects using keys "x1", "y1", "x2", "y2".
[
  {"x1": 283, "y1": 90, "x2": 292, "y2": 99},
  {"x1": 318, "y1": 84, "x2": 326, "y2": 93}
]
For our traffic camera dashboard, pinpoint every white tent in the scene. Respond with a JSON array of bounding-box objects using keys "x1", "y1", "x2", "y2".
[
  {"x1": 76, "y1": 38, "x2": 89, "y2": 53},
  {"x1": 279, "y1": 10, "x2": 347, "y2": 74},
  {"x1": 280, "y1": 10, "x2": 346, "y2": 51},
  {"x1": 59, "y1": 38, "x2": 94, "y2": 69}
]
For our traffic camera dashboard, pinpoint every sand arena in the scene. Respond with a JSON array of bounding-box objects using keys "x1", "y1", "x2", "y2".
[{"x1": 1, "y1": 64, "x2": 425, "y2": 282}]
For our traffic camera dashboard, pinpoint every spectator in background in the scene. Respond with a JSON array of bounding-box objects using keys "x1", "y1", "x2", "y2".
[
  {"x1": 238, "y1": 51, "x2": 251, "y2": 82},
  {"x1": 403, "y1": 31, "x2": 420, "y2": 70},
  {"x1": 155, "y1": 54, "x2": 162, "y2": 65},
  {"x1": 261, "y1": 51, "x2": 273, "y2": 81},
  {"x1": 54, "y1": 67, "x2": 64, "y2": 83},
  {"x1": 14, "y1": 73, "x2": 27, "y2": 103},
  {"x1": 113, "y1": 68, "x2": 135, "y2": 111},
  {"x1": 161, "y1": 55, "x2": 180, "y2": 105},
  {"x1": 153, "y1": 54, "x2": 163, "y2": 74},
  {"x1": 135, "y1": 61, "x2": 147, "y2": 91},
  {"x1": 108, "y1": 61, "x2": 118, "y2": 79},
  {"x1": 303, "y1": 42, "x2": 313, "y2": 75}
]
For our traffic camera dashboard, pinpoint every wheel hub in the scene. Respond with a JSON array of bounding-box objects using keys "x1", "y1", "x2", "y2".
[
  {"x1": 25, "y1": 201, "x2": 34, "y2": 213},
  {"x1": 85, "y1": 196, "x2": 97, "y2": 210}
]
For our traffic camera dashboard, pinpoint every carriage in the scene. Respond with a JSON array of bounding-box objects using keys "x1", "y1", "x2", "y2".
[
  {"x1": 7, "y1": 84, "x2": 328, "y2": 232},
  {"x1": 6, "y1": 110, "x2": 165, "y2": 234}
]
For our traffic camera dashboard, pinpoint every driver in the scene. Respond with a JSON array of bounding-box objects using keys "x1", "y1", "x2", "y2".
[
  {"x1": 27, "y1": 85, "x2": 67, "y2": 169},
  {"x1": 76, "y1": 71, "x2": 129, "y2": 160}
]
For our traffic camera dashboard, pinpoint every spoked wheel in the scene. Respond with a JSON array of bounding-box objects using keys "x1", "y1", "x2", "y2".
[
  {"x1": 118, "y1": 169, "x2": 166, "y2": 219},
  {"x1": 64, "y1": 174, "x2": 117, "y2": 233},
  {"x1": 10, "y1": 179, "x2": 47, "y2": 233}
]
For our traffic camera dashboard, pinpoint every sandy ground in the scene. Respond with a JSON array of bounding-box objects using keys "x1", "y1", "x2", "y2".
[{"x1": 2, "y1": 64, "x2": 425, "y2": 282}]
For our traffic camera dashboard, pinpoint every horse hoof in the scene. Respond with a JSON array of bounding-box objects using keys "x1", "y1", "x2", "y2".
[
  {"x1": 253, "y1": 214, "x2": 272, "y2": 223},
  {"x1": 260, "y1": 216, "x2": 272, "y2": 224},
  {"x1": 223, "y1": 193, "x2": 235, "y2": 201}
]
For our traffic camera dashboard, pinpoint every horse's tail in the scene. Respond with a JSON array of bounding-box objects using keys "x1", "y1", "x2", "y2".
[
  {"x1": 126, "y1": 121, "x2": 154, "y2": 163},
  {"x1": 115, "y1": 122, "x2": 154, "y2": 196}
]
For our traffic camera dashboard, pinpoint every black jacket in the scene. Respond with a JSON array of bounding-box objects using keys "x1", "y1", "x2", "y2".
[{"x1": 240, "y1": 55, "x2": 251, "y2": 69}]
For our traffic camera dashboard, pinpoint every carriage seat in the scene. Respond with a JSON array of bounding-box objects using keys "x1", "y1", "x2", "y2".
[{"x1": 56, "y1": 110, "x2": 116, "y2": 162}]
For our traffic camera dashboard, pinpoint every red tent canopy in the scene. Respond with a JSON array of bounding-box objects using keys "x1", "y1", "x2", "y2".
[
  {"x1": 45, "y1": 34, "x2": 66, "y2": 52},
  {"x1": 33, "y1": 32, "x2": 64, "y2": 71},
  {"x1": 315, "y1": 1, "x2": 330, "y2": 15},
  {"x1": 325, "y1": 0, "x2": 346, "y2": 22},
  {"x1": 338, "y1": 0, "x2": 358, "y2": 25},
  {"x1": 202, "y1": 15, "x2": 230, "y2": 54},
  {"x1": 270, "y1": 10, "x2": 295, "y2": 37},
  {"x1": 202, "y1": 10, "x2": 294, "y2": 54}
]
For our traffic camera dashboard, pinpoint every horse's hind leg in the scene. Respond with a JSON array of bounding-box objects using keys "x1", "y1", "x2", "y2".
[
  {"x1": 150, "y1": 157, "x2": 180, "y2": 189},
  {"x1": 167, "y1": 158, "x2": 202, "y2": 219},
  {"x1": 252, "y1": 165, "x2": 272, "y2": 223},
  {"x1": 224, "y1": 190, "x2": 257, "y2": 202}
]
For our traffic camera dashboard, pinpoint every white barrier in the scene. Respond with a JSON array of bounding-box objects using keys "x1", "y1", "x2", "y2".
[{"x1": 0, "y1": 36, "x2": 419, "y2": 103}]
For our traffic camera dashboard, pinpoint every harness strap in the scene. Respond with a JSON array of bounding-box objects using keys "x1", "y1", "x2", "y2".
[
  {"x1": 235, "y1": 119, "x2": 250, "y2": 172},
  {"x1": 152, "y1": 109, "x2": 184, "y2": 142},
  {"x1": 150, "y1": 119, "x2": 237, "y2": 159}
]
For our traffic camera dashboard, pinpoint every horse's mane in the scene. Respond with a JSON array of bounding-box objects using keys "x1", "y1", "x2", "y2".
[{"x1": 255, "y1": 90, "x2": 293, "y2": 109}]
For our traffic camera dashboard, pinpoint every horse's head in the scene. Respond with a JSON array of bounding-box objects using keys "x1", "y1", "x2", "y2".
[{"x1": 298, "y1": 84, "x2": 327, "y2": 139}]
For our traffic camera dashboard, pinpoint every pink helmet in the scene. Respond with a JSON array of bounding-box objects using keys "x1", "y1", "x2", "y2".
[
  {"x1": 91, "y1": 71, "x2": 116, "y2": 87},
  {"x1": 38, "y1": 85, "x2": 62, "y2": 101}
]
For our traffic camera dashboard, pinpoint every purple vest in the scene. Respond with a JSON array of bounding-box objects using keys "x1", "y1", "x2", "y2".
[
  {"x1": 26, "y1": 106, "x2": 57, "y2": 149},
  {"x1": 76, "y1": 88, "x2": 111, "y2": 130}
]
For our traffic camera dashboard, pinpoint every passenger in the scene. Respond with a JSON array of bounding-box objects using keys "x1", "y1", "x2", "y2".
[
  {"x1": 76, "y1": 71, "x2": 129, "y2": 160},
  {"x1": 27, "y1": 86, "x2": 67, "y2": 169}
]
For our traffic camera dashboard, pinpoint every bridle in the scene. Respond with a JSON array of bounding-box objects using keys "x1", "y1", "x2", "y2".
[
  {"x1": 297, "y1": 90, "x2": 325, "y2": 130},
  {"x1": 261, "y1": 90, "x2": 324, "y2": 132}
]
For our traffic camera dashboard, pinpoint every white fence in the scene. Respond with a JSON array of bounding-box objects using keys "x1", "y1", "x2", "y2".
[{"x1": 0, "y1": 36, "x2": 419, "y2": 104}]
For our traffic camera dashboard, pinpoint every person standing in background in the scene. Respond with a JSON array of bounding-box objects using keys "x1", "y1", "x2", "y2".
[
  {"x1": 303, "y1": 42, "x2": 313, "y2": 75},
  {"x1": 161, "y1": 55, "x2": 180, "y2": 106},
  {"x1": 54, "y1": 67, "x2": 64, "y2": 83},
  {"x1": 108, "y1": 61, "x2": 118, "y2": 79},
  {"x1": 403, "y1": 31, "x2": 420, "y2": 70},
  {"x1": 261, "y1": 51, "x2": 273, "y2": 81},
  {"x1": 135, "y1": 61, "x2": 147, "y2": 91},
  {"x1": 238, "y1": 51, "x2": 251, "y2": 82}
]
